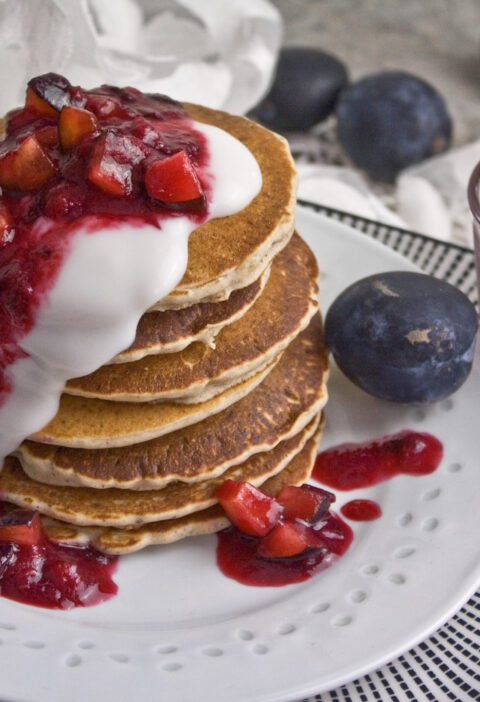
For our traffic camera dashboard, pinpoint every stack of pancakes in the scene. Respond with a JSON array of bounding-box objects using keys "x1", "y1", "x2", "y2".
[{"x1": 0, "y1": 105, "x2": 329, "y2": 555}]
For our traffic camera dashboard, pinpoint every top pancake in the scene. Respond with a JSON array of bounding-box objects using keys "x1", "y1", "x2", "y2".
[{"x1": 152, "y1": 103, "x2": 297, "y2": 309}]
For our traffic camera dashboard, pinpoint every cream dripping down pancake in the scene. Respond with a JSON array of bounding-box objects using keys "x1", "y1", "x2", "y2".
[
  {"x1": 64, "y1": 234, "x2": 318, "y2": 403},
  {"x1": 150, "y1": 102, "x2": 298, "y2": 310},
  {"x1": 109, "y1": 266, "x2": 270, "y2": 363},
  {"x1": 17, "y1": 315, "x2": 328, "y2": 489},
  {"x1": 0, "y1": 86, "x2": 276, "y2": 463}
]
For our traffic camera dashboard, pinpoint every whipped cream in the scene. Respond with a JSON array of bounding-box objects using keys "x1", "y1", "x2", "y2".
[{"x1": 0, "y1": 122, "x2": 262, "y2": 462}]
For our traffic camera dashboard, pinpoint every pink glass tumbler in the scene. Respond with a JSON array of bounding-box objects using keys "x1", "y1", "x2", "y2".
[{"x1": 467, "y1": 161, "x2": 480, "y2": 307}]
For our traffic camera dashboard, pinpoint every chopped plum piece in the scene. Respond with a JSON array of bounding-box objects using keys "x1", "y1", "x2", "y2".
[
  {"x1": 43, "y1": 182, "x2": 86, "y2": 219},
  {"x1": 143, "y1": 92, "x2": 188, "y2": 120},
  {"x1": 85, "y1": 94, "x2": 126, "y2": 120},
  {"x1": 276, "y1": 484, "x2": 336, "y2": 523},
  {"x1": 151, "y1": 122, "x2": 201, "y2": 159},
  {"x1": 25, "y1": 86, "x2": 59, "y2": 118},
  {"x1": 6, "y1": 107, "x2": 41, "y2": 135},
  {"x1": 215, "y1": 480, "x2": 283, "y2": 537},
  {"x1": 0, "y1": 136, "x2": 57, "y2": 191},
  {"x1": 15, "y1": 136, "x2": 57, "y2": 190},
  {"x1": 0, "y1": 151, "x2": 17, "y2": 188},
  {"x1": 0, "y1": 510, "x2": 41, "y2": 546},
  {"x1": 257, "y1": 519, "x2": 312, "y2": 558},
  {"x1": 88, "y1": 133, "x2": 134, "y2": 197},
  {"x1": 59, "y1": 106, "x2": 98, "y2": 151},
  {"x1": 144, "y1": 150, "x2": 204, "y2": 203},
  {"x1": 0, "y1": 202, "x2": 12, "y2": 229},
  {"x1": 35, "y1": 125, "x2": 59, "y2": 150},
  {"x1": 27, "y1": 73, "x2": 71, "y2": 113},
  {"x1": 0, "y1": 203, "x2": 13, "y2": 246}
]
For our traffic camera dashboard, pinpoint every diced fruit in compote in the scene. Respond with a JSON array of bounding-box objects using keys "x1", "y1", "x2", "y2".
[
  {"x1": 5, "y1": 107, "x2": 39, "y2": 135},
  {"x1": 16, "y1": 136, "x2": 57, "y2": 190},
  {"x1": 0, "y1": 151, "x2": 17, "y2": 188},
  {"x1": 0, "y1": 511, "x2": 41, "y2": 546},
  {"x1": 143, "y1": 92, "x2": 188, "y2": 120},
  {"x1": 0, "y1": 136, "x2": 56, "y2": 191},
  {"x1": 43, "y1": 182, "x2": 86, "y2": 219},
  {"x1": 88, "y1": 133, "x2": 134, "y2": 197},
  {"x1": 132, "y1": 118, "x2": 199, "y2": 158},
  {"x1": 276, "y1": 484, "x2": 335, "y2": 523},
  {"x1": 35, "y1": 125, "x2": 59, "y2": 149},
  {"x1": 27, "y1": 73, "x2": 71, "y2": 114},
  {"x1": 0, "y1": 202, "x2": 13, "y2": 241},
  {"x1": 59, "y1": 106, "x2": 98, "y2": 151},
  {"x1": 215, "y1": 480, "x2": 283, "y2": 537},
  {"x1": 144, "y1": 150, "x2": 204, "y2": 203},
  {"x1": 149, "y1": 121, "x2": 201, "y2": 159},
  {"x1": 25, "y1": 86, "x2": 59, "y2": 118},
  {"x1": 257, "y1": 519, "x2": 312, "y2": 558},
  {"x1": 85, "y1": 94, "x2": 124, "y2": 120}
]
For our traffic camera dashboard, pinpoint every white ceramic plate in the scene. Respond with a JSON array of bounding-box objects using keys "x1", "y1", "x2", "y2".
[{"x1": 1, "y1": 206, "x2": 479, "y2": 702}]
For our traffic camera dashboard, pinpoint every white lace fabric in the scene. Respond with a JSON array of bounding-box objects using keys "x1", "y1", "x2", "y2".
[{"x1": 0, "y1": 0, "x2": 282, "y2": 115}]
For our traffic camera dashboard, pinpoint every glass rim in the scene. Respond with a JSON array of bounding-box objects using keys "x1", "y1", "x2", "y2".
[{"x1": 467, "y1": 160, "x2": 480, "y2": 223}]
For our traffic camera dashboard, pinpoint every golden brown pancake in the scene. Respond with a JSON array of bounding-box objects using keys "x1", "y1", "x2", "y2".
[
  {"x1": 110, "y1": 267, "x2": 269, "y2": 363},
  {"x1": 153, "y1": 103, "x2": 297, "y2": 310},
  {"x1": 1, "y1": 417, "x2": 319, "y2": 528},
  {"x1": 30, "y1": 359, "x2": 277, "y2": 449},
  {"x1": 64, "y1": 234, "x2": 318, "y2": 403},
  {"x1": 18, "y1": 315, "x2": 328, "y2": 488},
  {"x1": 39, "y1": 431, "x2": 320, "y2": 554}
]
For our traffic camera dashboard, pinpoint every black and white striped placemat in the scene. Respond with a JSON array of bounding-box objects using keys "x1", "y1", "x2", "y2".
[{"x1": 298, "y1": 200, "x2": 480, "y2": 702}]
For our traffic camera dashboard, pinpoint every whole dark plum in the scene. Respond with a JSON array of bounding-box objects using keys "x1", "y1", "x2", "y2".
[
  {"x1": 325, "y1": 272, "x2": 477, "y2": 404},
  {"x1": 251, "y1": 47, "x2": 348, "y2": 132},
  {"x1": 336, "y1": 71, "x2": 452, "y2": 181}
]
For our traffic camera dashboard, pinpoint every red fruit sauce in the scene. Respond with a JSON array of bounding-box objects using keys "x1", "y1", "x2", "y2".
[
  {"x1": 312, "y1": 430, "x2": 443, "y2": 490},
  {"x1": 217, "y1": 512, "x2": 353, "y2": 587},
  {"x1": 0, "y1": 77, "x2": 209, "y2": 405},
  {"x1": 217, "y1": 429, "x2": 443, "y2": 586},
  {"x1": 0, "y1": 534, "x2": 117, "y2": 609},
  {"x1": 341, "y1": 499, "x2": 382, "y2": 521}
]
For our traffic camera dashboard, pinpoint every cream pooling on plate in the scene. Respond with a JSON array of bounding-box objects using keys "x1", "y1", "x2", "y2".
[{"x1": 0, "y1": 121, "x2": 262, "y2": 462}]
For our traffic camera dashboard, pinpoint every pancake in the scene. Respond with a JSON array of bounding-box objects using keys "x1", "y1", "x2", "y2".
[
  {"x1": 39, "y1": 431, "x2": 320, "y2": 555},
  {"x1": 30, "y1": 358, "x2": 277, "y2": 449},
  {"x1": 1, "y1": 417, "x2": 319, "y2": 528},
  {"x1": 18, "y1": 315, "x2": 328, "y2": 488},
  {"x1": 110, "y1": 266, "x2": 270, "y2": 363},
  {"x1": 64, "y1": 233, "x2": 318, "y2": 403},
  {"x1": 152, "y1": 103, "x2": 297, "y2": 310}
]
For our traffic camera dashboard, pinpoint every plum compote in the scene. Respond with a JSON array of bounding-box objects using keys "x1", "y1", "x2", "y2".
[
  {"x1": 312, "y1": 430, "x2": 443, "y2": 490},
  {"x1": 0, "y1": 73, "x2": 210, "y2": 405},
  {"x1": 0, "y1": 505, "x2": 118, "y2": 609},
  {"x1": 215, "y1": 480, "x2": 353, "y2": 586},
  {"x1": 340, "y1": 499, "x2": 382, "y2": 521}
]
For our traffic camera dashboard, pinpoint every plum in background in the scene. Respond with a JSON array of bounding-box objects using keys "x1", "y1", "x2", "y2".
[
  {"x1": 325, "y1": 271, "x2": 477, "y2": 404},
  {"x1": 251, "y1": 47, "x2": 348, "y2": 132},
  {"x1": 336, "y1": 71, "x2": 452, "y2": 181}
]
